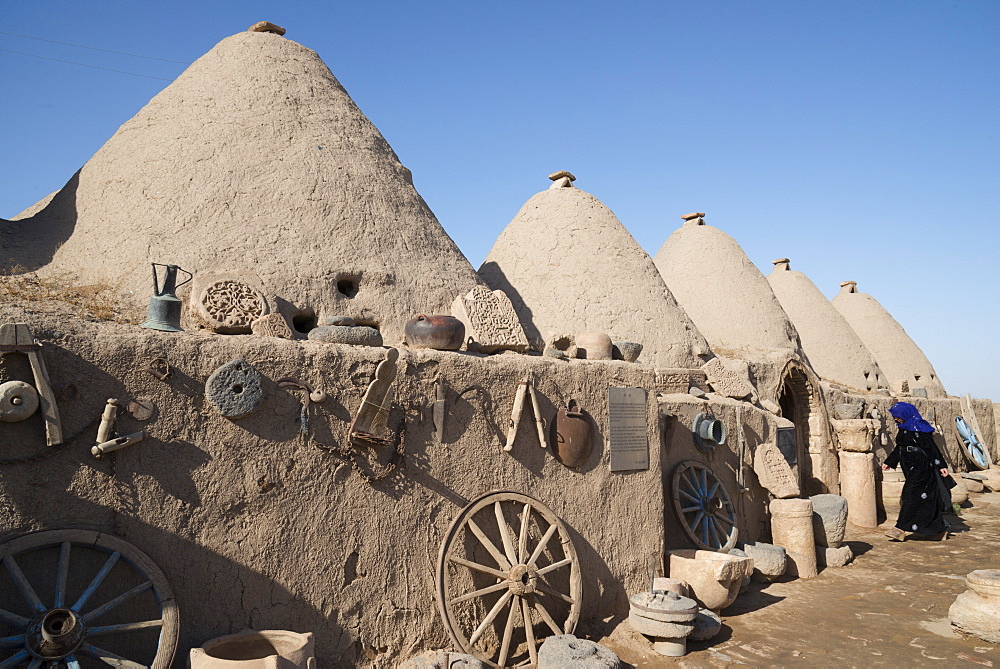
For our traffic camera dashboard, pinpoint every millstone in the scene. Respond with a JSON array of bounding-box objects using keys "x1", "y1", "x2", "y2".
[{"x1": 205, "y1": 358, "x2": 265, "y2": 418}]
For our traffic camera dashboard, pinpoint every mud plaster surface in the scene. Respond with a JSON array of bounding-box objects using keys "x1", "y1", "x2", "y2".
[
  {"x1": 833, "y1": 288, "x2": 946, "y2": 399},
  {"x1": 479, "y1": 187, "x2": 710, "y2": 369},
  {"x1": 767, "y1": 267, "x2": 886, "y2": 393},
  {"x1": 596, "y1": 492, "x2": 1000, "y2": 667}
]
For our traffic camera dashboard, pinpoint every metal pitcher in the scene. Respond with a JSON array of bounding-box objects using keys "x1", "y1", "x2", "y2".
[{"x1": 140, "y1": 263, "x2": 192, "y2": 332}]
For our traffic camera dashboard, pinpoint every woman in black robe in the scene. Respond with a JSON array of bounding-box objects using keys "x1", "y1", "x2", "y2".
[{"x1": 880, "y1": 402, "x2": 952, "y2": 541}]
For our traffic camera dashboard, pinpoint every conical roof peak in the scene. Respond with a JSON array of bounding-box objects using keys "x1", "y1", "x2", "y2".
[
  {"x1": 6, "y1": 30, "x2": 480, "y2": 342},
  {"x1": 479, "y1": 184, "x2": 711, "y2": 368}
]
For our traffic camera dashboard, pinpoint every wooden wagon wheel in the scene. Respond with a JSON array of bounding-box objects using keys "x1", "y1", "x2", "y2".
[
  {"x1": 671, "y1": 460, "x2": 738, "y2": 552},
  {"x1": 954, "y1": 416, "x2": 990, "y2": 470},
  {"x1": 436, "y1": 491, "x2": 581, "y2": 668},
  {"x1": 0, "y1": 529, "x2": 178, "y2": 668}
]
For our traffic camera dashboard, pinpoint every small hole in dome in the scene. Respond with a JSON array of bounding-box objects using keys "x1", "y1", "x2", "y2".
[
  {"x1": 232, "y1": 384, "x2": 244, "y2": 395},
  {"x1": 914, "y1": 375, "x2": 921, "y2": 381},
  {"x1": 337, "y1": 278, "x2": 359, "y2": 298},
  {"x1": 292, "y1": 312, "x2": 317, "y2": 334}
]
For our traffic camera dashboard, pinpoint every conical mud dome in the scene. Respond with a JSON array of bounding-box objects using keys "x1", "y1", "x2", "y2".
[
  {"x1": 767, "y1": 259, "x2": 887, "y2": 392},
  {"x1": 832, "y1": 282, "x2": 946, "y2": 397},
  {"x1": 479, "y1": 177, "x2": 711, "y2": 369},
  {"x1": 4, "y1": 29, "x2": 480, "y2": 342},
  {"x1": 653, "y1": 217, "x2": 801, "y2": 360}
]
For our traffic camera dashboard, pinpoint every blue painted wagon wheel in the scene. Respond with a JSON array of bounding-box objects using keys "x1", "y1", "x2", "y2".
[
  {"x1": 954, "y1": 416, "x2": 990, "y2": 470},
  {"x1": 0, "y1": 530, "x2": 178, "y2": 668},
  {"x1": 671, "y1": 460, "x2": 738, "y2": 552},
  {"x1": 436, "y1": 491, "x2": 581, "y2": 668}
]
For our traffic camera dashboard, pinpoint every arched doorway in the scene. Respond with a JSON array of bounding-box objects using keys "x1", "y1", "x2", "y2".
[{"x1": 776, "y1": 361, "x2": 831, "y2": 494}]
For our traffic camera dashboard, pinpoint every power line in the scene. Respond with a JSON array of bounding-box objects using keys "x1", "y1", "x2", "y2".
[
  {"x1": 0, "y1": 31, "x2": 190, "y2": 64},
  {"x1": 0, "y1": 48, "x2": 174, "y2": 81}
]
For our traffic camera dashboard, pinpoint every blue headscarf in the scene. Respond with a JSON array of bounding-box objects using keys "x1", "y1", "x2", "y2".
[{"x1": 889, "y1": 402, "x2": 935, "y2": 433}]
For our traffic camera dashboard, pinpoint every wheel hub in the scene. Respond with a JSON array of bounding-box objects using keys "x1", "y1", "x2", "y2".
[
  {"x1": 507, "y1": 563, "x2": 537, "y2": 595},
  {"x1": 26, "y1": 608, "x2": 85, "y2": 659}
]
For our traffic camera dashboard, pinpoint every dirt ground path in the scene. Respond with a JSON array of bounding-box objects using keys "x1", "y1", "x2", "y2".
[{"x1": 599, "y1": 492, "x2": 1000, "y2": 667}]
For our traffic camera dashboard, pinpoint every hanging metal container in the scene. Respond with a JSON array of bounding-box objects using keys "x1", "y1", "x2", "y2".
[
  {"x1": 404, "y1": 314, "x2": 465, "y2": 350},
  {"x1": 551, "y1": 398, "x2": 593, "y2": 468},
  {"x1": 140, "y1": 263, "x2": 192, "y2": 332}
]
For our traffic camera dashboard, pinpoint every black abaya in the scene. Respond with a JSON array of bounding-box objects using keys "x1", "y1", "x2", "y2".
[{"x1": 884, "y1": 428, "x2": 950, "y2": 535}]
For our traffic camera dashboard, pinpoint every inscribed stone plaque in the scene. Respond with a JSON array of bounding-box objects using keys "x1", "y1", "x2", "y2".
[
  {"x1": 451, "y1": 286, "x2": 529, "y2": 353},
  {"x1": 608, "y1": 387, "x2": 649, "y2": 471}
]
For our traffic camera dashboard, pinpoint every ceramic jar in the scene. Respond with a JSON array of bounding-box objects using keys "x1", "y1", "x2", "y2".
[
  {"x1": 576, "y1": 332, "x2": 612, "y2": 360},
  {"x1": 551, "y1": 399, "x2": 593, "y2": 468},
  {"x1": 190, "y1": 630, "x2": 315, "y2": 669},
  {"x1": 404, "y1": 315, "x2": 465, "y2": 350}
]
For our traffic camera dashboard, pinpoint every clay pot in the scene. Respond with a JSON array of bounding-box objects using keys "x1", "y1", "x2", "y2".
[
  {"x1": 551, "y1": 399, "x2": 593, "y2": 468},
  {"x1": 404, "y1": 314, "x2": 465, "y2": 350},
  {"x1": 576, "y1": 332, "x2": 612, "y2": 360},
  {"x1": 190, "y1": 630, "x2": 315, "y2": 668}
]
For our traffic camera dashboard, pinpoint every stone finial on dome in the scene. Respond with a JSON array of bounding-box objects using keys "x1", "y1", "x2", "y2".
[
  {"x1": 249, "y1": 21, "x2": 286, "y2": 35},
  {"x1": 839, "y1": 281, "x2": 858, "y2": 294},
  {"x1": 681, "y1": 212, "x2": 706, "y2": 226},
  {"x1": 772, "y1": 258, "x2": 790, "y2": 271},
  {"x1": 547, "y1": 171, "x2": 576, "y2": 189}
]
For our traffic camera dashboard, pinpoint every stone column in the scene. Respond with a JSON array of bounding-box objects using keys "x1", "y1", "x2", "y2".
[
  {"x1": 769, "y1": 498, "x2": 818, "y2": 578},
  {"x1": 840, "y1": 451, "x2": 878, "y2": 528}
]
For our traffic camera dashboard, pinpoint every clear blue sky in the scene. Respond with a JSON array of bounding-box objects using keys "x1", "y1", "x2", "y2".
[{"x1": 2, "y1": 1, "x2": 997, "y2": 399}]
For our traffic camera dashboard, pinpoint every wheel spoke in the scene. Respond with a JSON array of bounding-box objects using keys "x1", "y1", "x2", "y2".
[
  {"x1": 0, "y1": 634, "x2": 25, "y2": 649},
  {"x1": 81, "y1": 642, "x2": 149, "y2": 668},
  {"x1": 680, "y1": 504, "x2": 701, "y2": 513},
  {"x1": 88, "y1": 619, "x2": 164, "y2": 636},
  {"x1": 687, "y1": 510, "x2": 705, "y2": 533},
  {"x1": 526, "y1": 524, "x2": 557, "y2": 568},
  {"x1": 497, "y1": 591, "x2": 519, "y2": 668},
  {"x1": 517, "y1": 503, "x2": 531, "y2": 564},
  {"x1": 701, "y1": 516, "x2": 709, "y2": 546},
  {"x1": 678, "y1": 488, "x2": 700, "y2": 504},
  {"x1": 713, "y1": 516, "x2": 731, "y2": 546},
  {"x1": 494, "y1": 502, "x2": 519, "y2": 568},
  {"x1": 0, "y1": 607, "x2": 30, "y2": 628},
  {"x1": 66, "y1": 656, "x2": 81, "y2": 669},
  {"x1": 467, "y1": 519, "x2": 512, "y2": 571},
  {"x1": 715, "y1": 513, "x2": 735, "y2": 527},
  {"x1": 521, "y1": 597, "x2": 537, "y2": 666},
  {"x1": 2, "y1": 555, "x2": 45, "y2": 614},
  {"x1": 449, "y1": 581, "x2": 508, "y2": 605},
  {"x1": 27, "y1": 658, "x2": 41, "y2": 669},
  {"x1": 536, "y1": 583, "x2": 575, "y2": 604},
  {"x1": 0, "y1": 649, "x2": 28, "y2": 668},
  {"x1": 82, "y1": 580, "x2": 152, "y2": 623},
  {"x1": 71, "y1": 551, "x2": 120, "y2": 612},
  {"x1": 468, "y1": 590, "x2": 512, "y2": 645},
  {"x1": 533, "y1": 599, "x2": 562, "y2": 635},
  {"x1": 706, "y1": 480, "x2": 721, "y2": 500},
  {"x1": 55, "y1": 541, "x2": 71, "y2": 608},
  {"x1": 535, "y1": 557, "x2": 572, "y2": 576},
  {"x1": 448, "y1": 555, "x2": 508, "y2": 580},
  {"x1": 707, "y1": 516, "x2": 721, "y2": 548}
]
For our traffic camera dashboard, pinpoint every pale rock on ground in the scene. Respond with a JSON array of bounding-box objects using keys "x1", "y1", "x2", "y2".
[
  {"x1": 738, "y1": 541, "x2": 787, "y2": 581},
  {"x1": 537, "y1": 634, "x2": 620, "y2": 668}
]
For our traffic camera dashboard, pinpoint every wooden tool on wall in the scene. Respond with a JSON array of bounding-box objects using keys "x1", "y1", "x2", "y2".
[
  {"x1": 0, "y1": 323, "x2": 63, "y2": 446},
  {"x1": 503, "y1": 373, "x2": 548, "y2": 452}
]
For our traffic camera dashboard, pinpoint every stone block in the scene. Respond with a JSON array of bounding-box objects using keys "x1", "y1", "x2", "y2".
[
  {"x1": 831, "y1": 418, "x2": 875, "y2": 452},
  {"x1": 400, "y1": 652, "x2": 486, "y2": 669},
  {"x1": 538, "y1": 635, "x2": 620, "y2": 669},
  {"x1": 810, "y1": 494, "x2": 848, "y2": 548},
  {"x1": 753, "y1": 441, "x2": 800, "y2": 499},
  {"x1": 689, "y1": 608, "x2": 723, "y2": 642},
  {"x1": 205, "y1": 359, "x2": 265, "y2": 419},
  {"x1": 950, "y1": 570, "x2": 1000, "y2": 644},
  {"x1": 701, "y1": 357, "x2": 755, "y2": 400},
  {"x1": 451, "y1": 285, "x2": 529, "y2": 353},
  {"x1": 965, "y1": 478, "x2": 985, "y2": 493},
  {"x1": 612, "y1": 341, "x2": 643, "y2": 362},
  {"x1": 193, "y1": 276, "x2": 270, "y2": 334},
  {"x1": 651, "y1": 577, "x2": 689, "y2": 597},
  {"x1": 668, "y1": 549, "x2": 753, "y2": 610},
  {"x1": 307, "y1": 325, "x2": 382, "y2": 347},
  {"x1": 739, "y1": 541, "x2": 787, "y2": 580},
  {"x1": 840, "y1": 451, "x2": 877, "y2": 528},
  {"x1": 817, "y1": 544, "x2": 853, "y2": 568},
  {"x1": 627, "y1": 612, "x2": 694, "y2": 638},
  {"x1": 769, "y1": 498, "x2": 818, "y2": 578},
  {"x1": 251, "y1": 313, "x2": 296, "y2": 340}
]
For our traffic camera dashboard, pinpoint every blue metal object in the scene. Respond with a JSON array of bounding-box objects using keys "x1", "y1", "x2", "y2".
[
  {"x1": 955, "y1": 416, "x2": 990, "y2": 470},
  {"x1": 140, "y1": 263, "x2": 192, "y2": 332}
]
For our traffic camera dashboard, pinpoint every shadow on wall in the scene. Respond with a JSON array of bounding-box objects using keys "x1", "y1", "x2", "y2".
[{"x1": 0, "y1": 170, "x2": 80, "y2": 272}]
